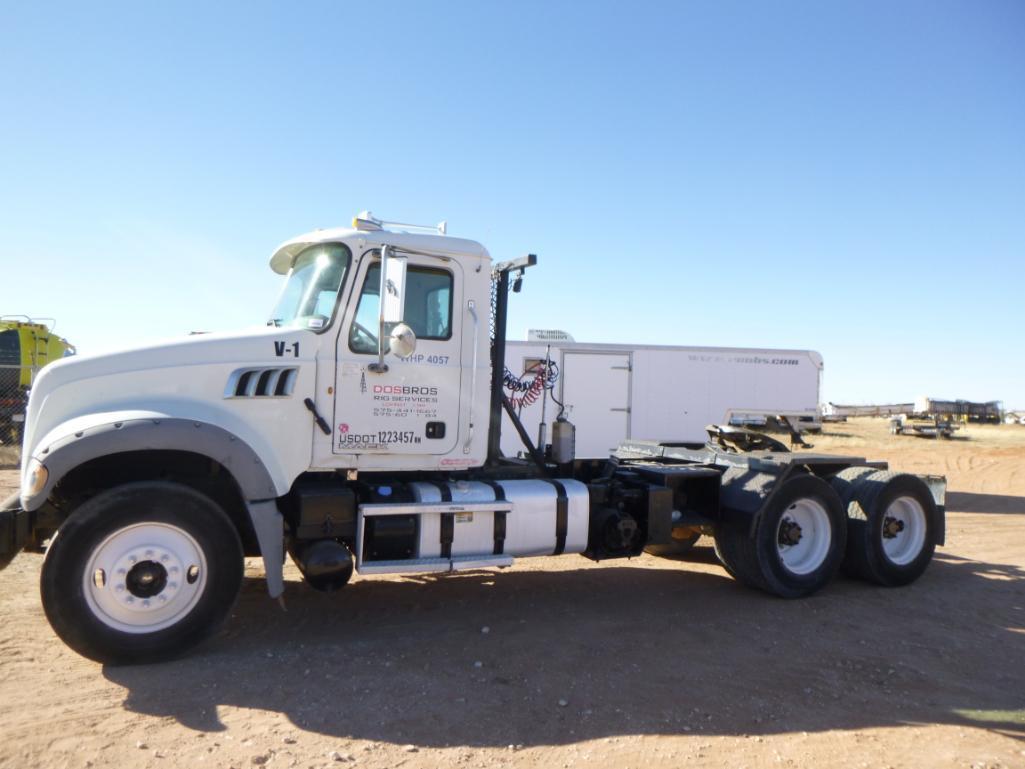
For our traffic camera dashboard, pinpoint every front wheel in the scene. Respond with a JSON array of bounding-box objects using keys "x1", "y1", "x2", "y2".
[{"x1": 41, "y1": 481, "x2": 244, "y2": 664}]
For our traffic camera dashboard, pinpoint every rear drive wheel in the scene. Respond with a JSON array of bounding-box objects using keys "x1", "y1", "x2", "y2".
[
  {"x1": 838, "y1": 471, "x2": 937, "y2": 586},
  {"x1": 41, "y1": 481, "x2": 244, "y2": 664},
  {"x1": 714, "y1": 475, "x2": 846, "y2": 598}
]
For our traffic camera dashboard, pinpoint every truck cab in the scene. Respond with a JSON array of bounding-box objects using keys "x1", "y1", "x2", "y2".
[{"x1": 267, "y1": 218, "x2": 493, "y2": 472}]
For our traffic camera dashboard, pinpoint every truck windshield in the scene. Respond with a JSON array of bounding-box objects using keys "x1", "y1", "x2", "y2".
[{"x1": 269, "y1": 243, "x2": 352, "y2": 329}]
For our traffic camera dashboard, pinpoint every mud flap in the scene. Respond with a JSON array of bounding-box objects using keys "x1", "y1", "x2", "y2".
[
  {"x1": 922, "y1": 475, "x2": 947, "y2": 547},
  {"x1": 0, "y1": 492, "x2": 30, "y2": 571},
  {"x1": 246, "y1": 500, "x2": 285, "y2": 599}
]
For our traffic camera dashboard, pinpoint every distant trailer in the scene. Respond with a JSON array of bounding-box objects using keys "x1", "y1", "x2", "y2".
[
  {"x1": 912, "y1": 397, "x2": 1002, "y2": 423},
  {"x1": 890, "y1": 415, "x2": 958, "y2": 440},
  {"x1": 829, "y1": 398, "x2": 1003, "y2": 424},
  {"x1": 826, "y1": 402, "x2": 914, "y2": 418},
  {"x1": 502, "y1": 334, "x2": 823, "y2": 459}
]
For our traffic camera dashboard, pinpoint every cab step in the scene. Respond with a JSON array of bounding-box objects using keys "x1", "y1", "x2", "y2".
[
  {"x1": 357, "y1": 554, "x2": 515, "y2": 575},
  {"x1": 359, "y1": 500, "x2": 514, "y2": 516}
]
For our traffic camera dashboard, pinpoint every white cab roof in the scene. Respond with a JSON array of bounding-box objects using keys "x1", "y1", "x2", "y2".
[{"x1": 269, "y1": 227, "x2": 491, "y2": 274}]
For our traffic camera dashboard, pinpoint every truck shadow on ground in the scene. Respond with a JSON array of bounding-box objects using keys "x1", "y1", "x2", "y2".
[
  {"x1": 948, "y1": 491, "x2": 1025, "y2": 515},
  {"x1": 104, "y1": 550, "x2": 1025, "y2": 747}
]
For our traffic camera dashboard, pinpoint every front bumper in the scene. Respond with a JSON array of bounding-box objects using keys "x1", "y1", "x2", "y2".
[{"x1": 0, "y1": 492, "x2": 29, "y2": 570}]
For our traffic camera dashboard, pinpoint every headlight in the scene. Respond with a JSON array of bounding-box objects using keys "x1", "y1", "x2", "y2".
[{"x1": 25, "y1": 459, "x2": 49, "y2": 498}]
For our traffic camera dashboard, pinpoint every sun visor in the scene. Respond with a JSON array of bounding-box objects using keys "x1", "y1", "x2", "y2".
[{"x1": 269, "y1": 242, "x2": 312, "y2": 274}]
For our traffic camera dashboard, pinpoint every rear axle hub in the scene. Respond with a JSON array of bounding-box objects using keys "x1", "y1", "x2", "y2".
[
  {"x1": 778, "y1": 518, "x2": 804, "y2": 547},
  {"x1": 882, "y1": 516, "x2": 906, "y2": 539}
]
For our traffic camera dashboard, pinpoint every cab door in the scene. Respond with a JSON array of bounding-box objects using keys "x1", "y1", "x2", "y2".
[{"x1": 331, "y1": 251, "x2": 463, "y2": 461}]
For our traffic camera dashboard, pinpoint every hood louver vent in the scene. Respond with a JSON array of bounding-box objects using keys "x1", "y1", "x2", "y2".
[{"x1": 225, "y1": 367, "x2": 298, "y2": 398}]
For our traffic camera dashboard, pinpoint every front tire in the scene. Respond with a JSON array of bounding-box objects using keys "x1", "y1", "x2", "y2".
[{"x1": 41, "y1": 481, "x2": 244, "y2": 664}]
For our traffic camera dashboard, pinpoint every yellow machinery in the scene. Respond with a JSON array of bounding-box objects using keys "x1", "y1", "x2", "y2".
[{"x1": 0, "y1": 317, "x2": 75, "y2": 444}]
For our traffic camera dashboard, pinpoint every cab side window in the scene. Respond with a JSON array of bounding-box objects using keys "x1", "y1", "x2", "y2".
[{"x1": 349, "y1": 262, "x2": 453, "y2": 353}]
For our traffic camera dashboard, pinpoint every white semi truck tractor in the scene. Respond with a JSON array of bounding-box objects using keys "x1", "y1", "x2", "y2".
[{"x1": 0, "y1": 213, "x2": 947, "y2": 663}]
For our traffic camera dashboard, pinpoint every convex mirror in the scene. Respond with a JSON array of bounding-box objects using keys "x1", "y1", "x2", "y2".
[{"x1": 389, "y1": 323, "x2": 417, "y2": 358}]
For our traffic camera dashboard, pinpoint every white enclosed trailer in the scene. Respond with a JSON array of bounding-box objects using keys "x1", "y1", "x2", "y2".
[{"x1": 502, "y1": 334, "x2": 823, "y2": 458}]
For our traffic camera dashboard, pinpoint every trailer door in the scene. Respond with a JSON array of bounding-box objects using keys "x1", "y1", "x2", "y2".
[{"x1": 561, "y1": 352, "x2": 631, "y2": 457}]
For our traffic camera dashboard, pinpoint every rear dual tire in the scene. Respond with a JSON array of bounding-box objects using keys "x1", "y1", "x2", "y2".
[
  {"x1": 714, "y1": 474, "x2": 847, "y2": 599},
  {"x1": 831, "y1": 470, "x2": 937, "y2": 586}
]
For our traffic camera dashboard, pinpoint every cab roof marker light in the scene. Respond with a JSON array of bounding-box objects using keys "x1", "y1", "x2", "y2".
[
  {"x1": 352, "y1": 211, "x2": 448, "y2": 235},
  {"x1": 353, "y1": 211, "x2": 383, "y2": 231}
]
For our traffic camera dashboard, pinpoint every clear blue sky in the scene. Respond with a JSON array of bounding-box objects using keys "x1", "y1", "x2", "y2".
[{"x1": 2, "y1": 1, "x2": 1023, "y2": 407}]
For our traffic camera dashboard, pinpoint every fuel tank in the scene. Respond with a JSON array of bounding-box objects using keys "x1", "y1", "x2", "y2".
[{"x1": 408, "y1": 478, "x2": 589, "y2": 558}]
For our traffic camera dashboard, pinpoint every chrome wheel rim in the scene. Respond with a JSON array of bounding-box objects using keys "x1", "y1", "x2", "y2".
[{"x1": 83, "y1": 523, "x2": 207, "y2": 633}]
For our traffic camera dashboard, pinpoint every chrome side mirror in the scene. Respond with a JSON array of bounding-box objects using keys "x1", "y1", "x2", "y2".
[
  {"x1": 370, "y1": 245, "x2": 408, "y2": 372},
  {"x1": 381, "y1": 248, "x2": 407, "y2": 324},
  {"x1": 389, "y1": 323, "x2": 417, "y2": 359}
]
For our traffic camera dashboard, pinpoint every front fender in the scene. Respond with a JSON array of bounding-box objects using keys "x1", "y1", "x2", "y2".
[
  {"x1": 23, "y1": 413, "x2": 288, "y2": 598},
  {"x1": 23, "y1": 414, "x2": 278, "y2": 511}
]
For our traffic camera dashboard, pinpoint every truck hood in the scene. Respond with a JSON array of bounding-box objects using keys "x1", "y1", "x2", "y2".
[
  {"x1": 30, "y1": 326, "x2": 294, "y2": 383},
  {"x1": 22, "y1": 325, "x2": 312, "y2": 470}
]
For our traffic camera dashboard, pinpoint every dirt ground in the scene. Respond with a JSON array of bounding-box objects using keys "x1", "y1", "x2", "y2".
[{"x1": 1, "y1": 418, "x2": 1023, "y2": 769}]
